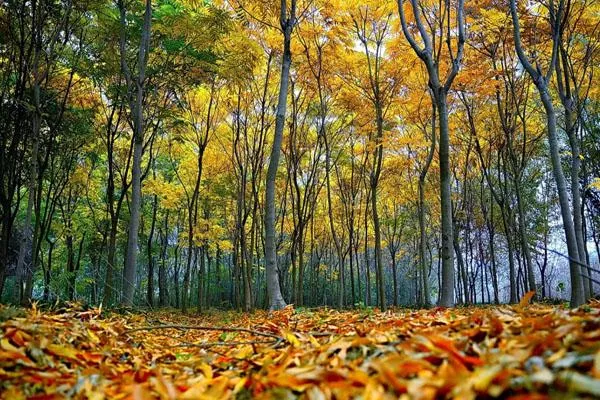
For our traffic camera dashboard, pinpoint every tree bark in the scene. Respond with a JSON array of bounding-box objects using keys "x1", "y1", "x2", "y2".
[
  {"x1": 121, "y1": 0, "x2": 152, "y2": 307},
  {"x1": 16, "y1": 0, "x2": 44, "y2": 305},
  {"x1": 437, "y1": 94, "x2": 455, "y2": 306},
  {"x1": 418, "y1": 105, "x2": 436, "y2": 307},
  {"x1": 264, "y1": 0, "x2": 296, "y2": 311},
  {"x1": 510, "y1": 0, "x2": 584, "y2": 307},
  {"x1": 397, "y1": 0, "x2": 465, "y2": 307},
  {"x1": 147, "y1": 192, "x2": 158, "y2": 307}
]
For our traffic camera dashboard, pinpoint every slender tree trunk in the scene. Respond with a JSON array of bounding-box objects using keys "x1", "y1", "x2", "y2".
[
  {"x1": 174, "y1": 244, "x2": 180, "y2": 308},
  {"x1": 484, "y1": 189, "x2": 499, "y2": 304},
  {"x1": 581, "y1": 192, "x2": 593, "y2": 297},
  {"x1": 246, "y1": 207, "x2": 257, "y2": 311},
  {"x1": 16, "y1": 15, "x2": 42, "y2": 304},
  {"x1": 437, "y1": 94, "x2": 455, "y2": 306},
  {"x1": 418, "y1": 105, "x2": 436, "y2": 307},
  {"x1": 264, "y1": 3, "x2": 295, "y2": 310},
  {"x1": 73, "y1": 234, "x2": 85, "y2": 300},
  {"x1": 391, "y1": 253, "x2": 398, "y2": 307},
  {"x1": 325, "y1": 136, "x2": 344, "y2": 308},
  {"x1": 43, "y1": 240, "x2": 54, "y2": 301},
  {"x1": 515, "y1": 183, "x2": 536, "y2": 294},
  {"x1": 364, "y1": 199, "x2": 371, "y2": 306},
  {"x1": 182, "y1": 232, "x2": 193, "y2": 312},
  {"x1": 509, "y1": 0, "x2": 584, "y2": 307},
  {"x1": 121, "y1": 0, "x2": 152, "y2": 307},
  {"x1": 453, "y1": 221, "x2": 468, "y2": 304},
  {"x1": 558, "y1": 45, "x2": 590, "y2": 300},
  {"x1": 502, "y1": 207, "x2": 518, "y2": 303},
  {"x1": 66, "y1": 232, "x2": 74, "y2": 300},
  {"x1": 568, "y1": 119, "x2": 589, "y2": 299},
  {"x1": 539, "y1": 88, "x2": 584, "y2": 306},
  {"x1": 103, "y1": 220, "x2": 118, "y2": 305},
  {"x1": 146, "y1": 193, "x2": 158, "y2": 307},
  {"x1": 297, "y1": 232, "x2": 305, "y2": 305},
  {"x1": 540, "y1": 210, "x2": 549, "y2": 298},
  {"x1": 158, "y1": 212, "x2": 169, "y2": 307},
  {"x1": 238, "y1": 181, "x2": 252, "y2": 311},
  {"x1": 0, "y1": 216, "x2": 12, "y2": 299},
  {"x1": 122, "y1": 134, "x2": 143, "y2": 306},
  {"x1": 198, "y1": 246, "x2": 205, "y2": 313},
  {"x1": 418, "y1": 179, "x2": 431, "y2": 307},
  {"x1": 349, "y1": 234, "x2": 356, "y2": 305},
  {"x1": 371, "y1": 182, "x2": 385, "y2": 310}
]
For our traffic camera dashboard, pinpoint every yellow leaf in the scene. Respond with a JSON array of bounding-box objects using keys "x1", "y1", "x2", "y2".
[
  {"x1": 232, "y1": 376, "x2": 248, "y2": 394},
  {"x1": 199, "y1": 362, "x2": 213, "y2": 379},
  {"x1": 46, "y1": 343, "x2": 79, "y2": 361},
  {"x1": 87, "y1": 329, "x2": 100, "y2": 344},
  {"x1": 0, "y1": 338, "x2": 20, "y2": 353},
  {"x1": 471, "y1": 365, "x2": 503, "y2": 391},
  {"x1": 284, "y1": 330, "x2": 301, "y2": 348}
]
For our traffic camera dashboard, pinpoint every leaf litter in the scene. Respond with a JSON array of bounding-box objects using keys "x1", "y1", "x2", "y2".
[{"x1": 1, "y1": 299, "x2": 600, "y2": 399}]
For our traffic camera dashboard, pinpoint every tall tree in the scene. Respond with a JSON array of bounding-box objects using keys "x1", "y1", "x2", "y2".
[
  {"x1": 397, "y1": 0, "x2": 466, "y2": 306},
  {"x1": 264, "y1": 0, "x2": 297, "y2": 310},
  {"x1": 509, "y1": 0, "x2": 584, "y2": 306},
  {"x1": 120, "y1": 0, "x2": 152, "y2": 306}
]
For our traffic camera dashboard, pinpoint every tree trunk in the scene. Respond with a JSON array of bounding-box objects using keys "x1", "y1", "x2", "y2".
[
  {"x1": 364, "y1": 199, "x2": 371, "y2": 306},
  {"x1": 182, "y1": 237, "x2": 193, "y2": 312},
  {"x1": 16, "y1": 34, "x2": 41, "y2": 305},
  {"x1": 557, "y1": 44, "x2": 590, "y2": 300},
  {"x1": 198, "y1": 246, "x2": 205, "y2": 313},
  {"x1": 66, "y1": 232, "x2": 74, "y2": 300},
  {"x1": 437, "y1": 94, "x2": 455, "y2": 306},
  {"x1": 146, "y1": 193, "x2": 158, "y2": 307},
  {"x1": 539, "y1": 88, "x2": 585, "y2": 306},
  {"x1": 121, "y1": 0, "x2": 152, "y2": 307},
  {"x1": 158, "y1": 212, "x2": 169, "y2": 306},
  {"x1": 515, "y1": 183, "x2": 536, "y2": 295},
  {"x1": 264, "y1": 3, "x2": 295, "y2": 310},
  {"x1": 371, "y1": 181, "x2": 385, "y2": 310},
  {"x1": 391, "y1": 253, "x2": 398, "y2": 307},
  {"x1": 502, "y1": 207, "x2": 518, "y2": 303},
  {"x1": 174, "y1": 245, "x2": 180, "y2": 308},
  {"x1": 418, "y1": 101, "x2": 437, "y2": 307},
  {"x1": 509, "y1": 0, "x2": 584, "y2": 307},
  {"x1": 43, "y1": 240, "x2": 54, "y2": 301},
  {"x1": 325, "y1": 135, "x2": 344, "y2": 308},
  {"x1": 453, "y1": 221, "x2": 468, "y2": 304}
]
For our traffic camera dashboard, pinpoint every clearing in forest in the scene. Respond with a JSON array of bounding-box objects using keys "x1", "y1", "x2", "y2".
[{"x1": 1, "y1": 301, "x2": 600, "y2": 399}]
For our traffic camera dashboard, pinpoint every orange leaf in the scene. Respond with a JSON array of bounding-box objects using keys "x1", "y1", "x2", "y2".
[
  {"x1": 429, "y1": 335, "x2": 484, "y2": 367},
  {"x1": 518, "y1": 291, "x2": 536, "y2": 308}
]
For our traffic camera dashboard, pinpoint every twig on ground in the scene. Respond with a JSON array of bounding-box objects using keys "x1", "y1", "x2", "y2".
[
  {"x1": 171, "y1": 339, "x2": 278, "y2": 349},
  {"x1": 307, "y1": 331, "x2": 336, "y2": 337},
  {"x1": 122, "y1": 324, "x2": 283, "y2": 341}
]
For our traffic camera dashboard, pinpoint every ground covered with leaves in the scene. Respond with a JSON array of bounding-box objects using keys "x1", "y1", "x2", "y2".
[{"x1": 1, "y1": 299, "x2": 600, "y2": 399}]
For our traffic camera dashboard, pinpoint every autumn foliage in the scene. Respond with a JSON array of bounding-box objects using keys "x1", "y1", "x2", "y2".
[
  {"x1": 1, "y1": 0, "x2": 600, "y2": 397},
  {"x1": 2, "y1": 301, "x2": 600, "y2": 399}
]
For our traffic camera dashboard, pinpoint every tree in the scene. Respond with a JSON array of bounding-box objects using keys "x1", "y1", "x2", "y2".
[
  {"x1": 263, "y1": 0, "x2": 297, "y2": 311},
  {"x1": 346, "y1": 1, "x2": 402, "y2": 310},
  {"x1": 2, "y1": 0, "x2": 598, "y2": 310},
  {"x1": 119, "y1": 0, "x2": 152, "y2": 307},
  {"x1": 509, "y1": 0, "x2": 585, "y2": 307},
  {"x1": 397, "y1": 0, "x2": 466, "y2": 307}
]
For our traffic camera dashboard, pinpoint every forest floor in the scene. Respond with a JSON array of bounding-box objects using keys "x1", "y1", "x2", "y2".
[{"x1": 1, "y1": 297, "x2": 600, "y2": 399}]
